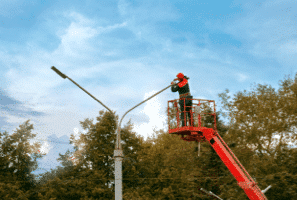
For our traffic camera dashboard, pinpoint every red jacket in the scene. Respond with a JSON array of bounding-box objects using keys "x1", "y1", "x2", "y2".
[{"x1": 171, "y1": 76, "x2": 190, "y2": 96}]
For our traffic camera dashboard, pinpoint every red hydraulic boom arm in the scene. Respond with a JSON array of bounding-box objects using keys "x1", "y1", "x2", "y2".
[{"x1": 168, "y1": 98, "x2": 268, "y2": 200}]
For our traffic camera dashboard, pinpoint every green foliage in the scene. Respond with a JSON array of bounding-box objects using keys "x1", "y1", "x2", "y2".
[
  {"x1": 33, "y1": 110, "x2": 145, "y2": 199},
  {"x1": 0, "y1": 120, "x2": 43, "y2": 199},
  {"x1": 36, "y1": 168, "x2": 114, "y2": 200},
  {"x1": 217, "y1": 73, "x2": 297, "y2": 199},
  {"x1": 34, "y1": 110, "x2": 118, "y2": 199},
  {"x1": 0, "y1": 182, "x2": 28, "y2": 200}
]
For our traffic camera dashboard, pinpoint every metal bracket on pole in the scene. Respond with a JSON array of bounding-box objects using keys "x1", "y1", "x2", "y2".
[
  {"x1": 262, "y1": 185, "x2": 272, "y2": 194},
  {"x1": 200, "y1": 188, "x2": 224, "y2": 200}
]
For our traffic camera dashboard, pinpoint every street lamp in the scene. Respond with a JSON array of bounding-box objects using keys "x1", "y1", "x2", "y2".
[
  {"x1": 51, "y1": 66, "x2": 112, "y2": 113},
  {"x1": 114, "y1": 83, "x2": 175, "y2": 199},
  {"x1": 51, "y1": 66, "x2": 175, "y2": 200}
]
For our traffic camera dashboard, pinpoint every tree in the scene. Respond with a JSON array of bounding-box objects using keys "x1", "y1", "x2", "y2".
[
  {"x1": 35, "y1": 110, "x2": 117, "y2": 199},
  {"x1": 0, "y1": 120, "x2": 43, "y2": 200},
  {"x1": 35, "y1": 109, "x2": 145, "y2": 199},
  {"x1": 217, "y1": 73, "x2": 297, "y2": 199},
  {"x1": 120, "y1": 119, "x2": 146, "y2": 194},
  {"x1": 218, "y1": 74, "x2": 297, "y2": 156},
  {"x1": 261, "y1": 146, "x2": 297, "y2": 200}
]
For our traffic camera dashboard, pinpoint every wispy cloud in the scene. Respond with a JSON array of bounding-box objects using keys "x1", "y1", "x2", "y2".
[
  {"x1": 1, "y1": 0, "x2": 296, "y2": 175},
  {"x1": 39, "y1": 140, "x2": 51, "y2": 154},
  {"x1": 221, "y1": 0, "x2": 297, "y2": 66},
  {"x1": 133, "y1": 90, "x2": 167, "y2": 139}
]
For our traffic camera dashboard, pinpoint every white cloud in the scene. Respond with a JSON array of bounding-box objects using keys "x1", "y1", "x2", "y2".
[
  {"x1": 73, "y1": 127, "x2": 80, "y2": 140},
  {"x1": 4, "y1": 67, "x2": 55, "y2": 108},
  {"x1": 66, "y1": 12, "x2": 94, "y2": 25},
  {"x1": 100, "y1": 21, "x2": 128, "y2": 32},
  {"x1": 73, "y1": 127, "x2": 79, "y2": 134},
  {"x1": 53, "y1": 23, "x2": 98, "y2": 57},
  {"x1": 3, "y1": 111, "x2": 29, "y2": 125},
  {"x1": 50, "y1": 11, "x2": 128, "y2": 58},
  {"x1": 1, "y1": 1, "x2": 296, "y2": 177},
  {"x1": 39, "y1": 141, "x2": 51, "y2": 154},
  {"x1": 132, "y1": 90, "x2": 167, "y2": 139},
  {"x1": 1, "y1": 35, "x2": 177, "y2": 142}
]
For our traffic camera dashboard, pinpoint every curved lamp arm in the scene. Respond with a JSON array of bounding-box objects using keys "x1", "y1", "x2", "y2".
[{"x1": 115, "y1": 83, "x2": 176, "y2": 149}]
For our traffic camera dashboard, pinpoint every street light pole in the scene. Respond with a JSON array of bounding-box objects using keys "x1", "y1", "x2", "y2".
[
  {"x1": 51, "y1": 65, "x2": 116, "y2": 193},
  {"x1": 51, "y1": 66, "x2": 176, "y2": 200},
  {"x1": 114, "y1": 83, "x2": 174, "y2": 200}
]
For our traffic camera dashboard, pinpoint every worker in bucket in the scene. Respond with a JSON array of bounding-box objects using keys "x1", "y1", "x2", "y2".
[{"x1": 171, "y1": 73, "x2": 193, "y2": 127}]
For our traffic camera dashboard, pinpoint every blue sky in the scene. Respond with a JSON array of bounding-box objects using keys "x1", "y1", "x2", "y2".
[{"x1": 1, "y1": 0, "x2": 296, "y2": 175}]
